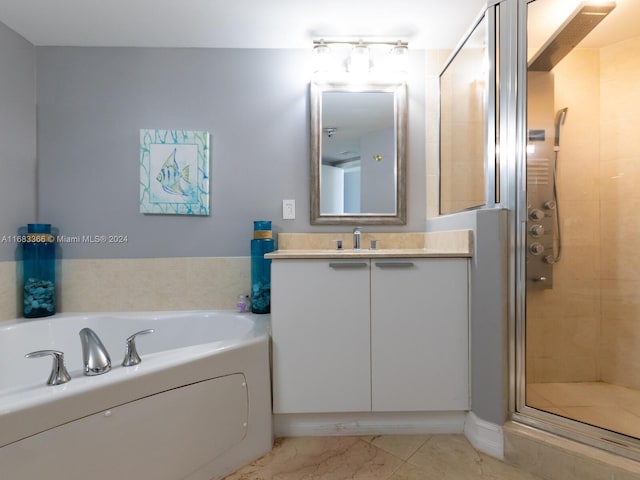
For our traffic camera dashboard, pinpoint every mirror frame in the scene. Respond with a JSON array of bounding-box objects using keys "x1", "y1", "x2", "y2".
[{"x1": 310, "y1": 80, "x2": 408, "y2": 225}]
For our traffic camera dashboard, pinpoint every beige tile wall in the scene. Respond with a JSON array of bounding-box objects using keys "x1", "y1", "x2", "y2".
[
  {"x1": 425, "y1": 49, "x2": 451, "y2": 219},
  {"x1": 526, "y1": 48, "x2": 602, "y2": 383},
  {"x1": 599, "y1": 36, "x2": 640, "y2": 390},
  {"x1": 0, "y1": 257, "x2": 251, "y2": 322},
  {"x1": 439, "y1": 47, "x2": 487, "y2": 215},
  {"x1": 526, "y1": 37, "x2": 640, "y2": 387}
]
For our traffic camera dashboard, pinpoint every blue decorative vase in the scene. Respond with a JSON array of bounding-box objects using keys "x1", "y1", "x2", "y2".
[
  {"x1": 22, "y1": 224, "x2": 56, "y2": 318},
  {"x1": 251, "y1": 221, "x2": 275, "y2": 314}
]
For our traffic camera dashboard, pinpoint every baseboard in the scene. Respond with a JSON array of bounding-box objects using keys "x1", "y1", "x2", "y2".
[
  {"x1": 464, "y1": 411, "x2": 504, "y2": 459},
  {"x1": 273, "y1": 411, "x2": 467, "y2": 438}
]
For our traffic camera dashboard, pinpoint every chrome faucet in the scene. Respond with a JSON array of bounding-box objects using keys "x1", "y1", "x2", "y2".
[
  {"x1": 353, "y1": 227, "x2": 361, "y2": 250},
  {"x1": 122, "y1": 329, "x2": 154, "y2": 367},
  {"x1": 25, "y1": 350, "x2": 72, "y2": 386},
  {"x1": 79, "y1": 327, "x2": 112, "y2": 375}
]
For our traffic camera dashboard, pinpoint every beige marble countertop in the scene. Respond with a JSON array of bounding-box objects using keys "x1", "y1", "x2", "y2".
[
  {"x1": 266, "y1": 248, "x2": 471, "y2": 259},
  {"x1": 266, "y1": 231, "x2": 473, "y2": 259}
]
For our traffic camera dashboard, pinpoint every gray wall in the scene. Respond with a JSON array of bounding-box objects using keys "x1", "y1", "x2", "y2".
[
  {"x1": 427, "y1": 209, "x2": 509, "y2": 426},
  {"x1": 36, "y1": 47, "x2": 425, "y2": 259},
  {"x1": 0, "y1": 23, "x2": 36, "y2": 261}
]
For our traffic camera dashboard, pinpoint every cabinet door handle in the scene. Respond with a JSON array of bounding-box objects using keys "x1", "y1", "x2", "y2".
[
  {"x1": 374, "y1": 262, "x2": 415, "y2": 269},
  {"x1": 329, "y1": 262, "x2": 368, "y2": 269}
]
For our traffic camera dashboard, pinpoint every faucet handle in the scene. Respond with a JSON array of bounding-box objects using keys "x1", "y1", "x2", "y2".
[
  {"x1": 25, "y1": 350, "x2": 72, "y2": 386},
  {"x1": 122, "y1": 329, "x2": 154, "y2": 367}
]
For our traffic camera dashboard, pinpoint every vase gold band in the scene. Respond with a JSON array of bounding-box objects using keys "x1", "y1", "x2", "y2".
[{"x1": 253, "y1": 230, "x2": 272, "y2": 239}]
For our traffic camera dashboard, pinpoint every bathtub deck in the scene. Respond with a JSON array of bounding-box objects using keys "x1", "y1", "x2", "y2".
[{"x1": 222, "y1": 434, "x2": 543, "y2": 479}]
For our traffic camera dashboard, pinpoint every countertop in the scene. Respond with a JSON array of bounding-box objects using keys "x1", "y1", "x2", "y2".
[{"x1": 265, "y1": 231, "x2": 473, "y2": 259}]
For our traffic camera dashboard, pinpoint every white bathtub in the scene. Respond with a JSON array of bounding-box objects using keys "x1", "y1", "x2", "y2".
[{"x1": 0, "y1": 310, "x2": 272, "y2": 480}]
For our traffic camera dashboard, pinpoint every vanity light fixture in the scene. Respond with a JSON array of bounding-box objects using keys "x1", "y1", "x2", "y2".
[
  {"x1": 312, "y1": 39, "x2": 409, "y2": 77},
  {"x1": 348, "y1": 42, "x2": 370, "y2": 74},
  {"x1": 313, "y1": 39, "x2": 333, "y2": 73},
  {"x1": 389, "y1": 41, "x2": 409, "y2": 73}
]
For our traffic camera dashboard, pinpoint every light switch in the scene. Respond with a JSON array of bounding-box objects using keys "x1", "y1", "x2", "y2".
[{"x1": 283, "y1": 199, "x2": 295, "y2": 220}]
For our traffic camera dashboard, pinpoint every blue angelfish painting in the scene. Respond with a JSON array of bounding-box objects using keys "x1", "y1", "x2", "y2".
[
  {"x1": 140, "y1": 129, "x2": 210, "y2": 215},
  {"x1": 157, "y1": 148, "x2": 191, "y2": 196}
]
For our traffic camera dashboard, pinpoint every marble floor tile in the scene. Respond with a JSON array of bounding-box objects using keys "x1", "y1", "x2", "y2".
[
  {"x1": 405, "y1": 434, "x2": 483, "y2": 478},
  {"x1": 222, "y1": 435, "x2": 545, "y2": 480},
  {"x1": 222, "y1": 436, "x2": 403, "y2": 480},
  {"x1": 361, "y1": 434, "x2": 431, "y2": 460}
]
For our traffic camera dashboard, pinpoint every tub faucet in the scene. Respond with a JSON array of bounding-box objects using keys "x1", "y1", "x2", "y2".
[
  {"x1": 353, "y1": 227, "x2": 361, "y2": 250},
  {"x1": 25, "y1": 350, "x2": 71, "y2": 386},
  {"x1": 79, "y1": 327, "x2": 112, "y2": 375},
  {"x1": 122, "y1": 329, "x2": 154, "y2": 367}
]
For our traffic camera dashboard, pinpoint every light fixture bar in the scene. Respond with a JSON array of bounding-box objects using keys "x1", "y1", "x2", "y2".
[{"x1": 313, "y1": 39, "x2": 408, "y2": 48}]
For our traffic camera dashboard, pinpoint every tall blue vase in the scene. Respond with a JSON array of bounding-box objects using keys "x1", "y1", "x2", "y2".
[
  {"x1": 251, "y1": 221, "x2": 274, "y2": 314},
  {"x1": 22, "y1": 223, "x2": 56, "y2": 318}
]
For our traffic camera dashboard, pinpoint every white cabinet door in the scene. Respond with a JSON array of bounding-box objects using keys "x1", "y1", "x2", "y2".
[
  {"x1": 371, "y1": 258, "x2": 469, "y2": 411},
  {"x1": 271, "y1": 259, "x2": 371, "y2": 413}
]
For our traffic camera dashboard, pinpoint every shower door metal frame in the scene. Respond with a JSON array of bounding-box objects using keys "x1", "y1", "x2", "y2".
[{"x1": 508, "y1": 0, "x2": 640, "y2": 460}]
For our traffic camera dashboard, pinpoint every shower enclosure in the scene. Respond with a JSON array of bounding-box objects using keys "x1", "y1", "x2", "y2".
[{"x1": 518, "y1": 0, "x2": 640, "y2": 457}]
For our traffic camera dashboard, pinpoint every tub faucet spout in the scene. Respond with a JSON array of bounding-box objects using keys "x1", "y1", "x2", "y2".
[{"x1": 79, "y1": 327, "x2": 112, "y2": 375}]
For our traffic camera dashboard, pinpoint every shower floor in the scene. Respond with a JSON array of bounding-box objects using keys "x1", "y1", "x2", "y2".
[{"x1": 527, "y1": 382, "x2": 640, "y2": 439}]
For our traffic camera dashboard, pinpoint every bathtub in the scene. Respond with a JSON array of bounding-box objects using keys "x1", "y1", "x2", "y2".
[{"x1": 0, "y1": 310, "x2": 272, "y2": 480}]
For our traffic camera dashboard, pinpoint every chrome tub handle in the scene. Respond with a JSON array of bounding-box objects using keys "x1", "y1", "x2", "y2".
[{"x1": 25, "y1": 349, "x2": 72, "y2": 386}]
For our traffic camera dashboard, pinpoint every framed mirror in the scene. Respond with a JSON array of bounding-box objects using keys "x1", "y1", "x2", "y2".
[{"x1": 310, "y1": 81, "x2": 407, "y2": 225}]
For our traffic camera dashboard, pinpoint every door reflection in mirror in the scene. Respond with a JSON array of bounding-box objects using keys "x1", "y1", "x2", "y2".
[{"x1": 321, "y1": 91, "x2": 395, "y2": 215}]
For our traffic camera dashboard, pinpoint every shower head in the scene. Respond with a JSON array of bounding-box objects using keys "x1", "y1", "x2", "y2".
[
  {"x1": 529, "y1": 1, "x2": 616, "y2": 72},
  {"x1": 554, "y1": 108, "x2": 568, "y2": 147}
]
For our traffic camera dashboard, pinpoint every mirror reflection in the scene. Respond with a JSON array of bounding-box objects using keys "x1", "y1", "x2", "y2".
[
  {"x1": 321, "y1": 91, "x2": 395, "y2": 215},
  {"x1": 439, "y1": 13, "x2": 489, "y2": 215},
  {"x1": 311, "y1": 82, "x2": 407, "y2": 225}
]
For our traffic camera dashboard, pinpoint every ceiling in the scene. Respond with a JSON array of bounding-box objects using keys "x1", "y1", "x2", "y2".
[
  {"x1": 0, "y1": 0, "x2": 487, "y2": 49},
  {"x1": 2, "y1": 1, "x2": 634, "y2": 53}
]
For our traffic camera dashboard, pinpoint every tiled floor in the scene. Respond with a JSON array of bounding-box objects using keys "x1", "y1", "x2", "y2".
[
  {"x1": 527, "y1": 381, "x2": 640, "y2": 439},
  {"x1": 222, "y1": 434, "x2": 544, "y2": 479}
]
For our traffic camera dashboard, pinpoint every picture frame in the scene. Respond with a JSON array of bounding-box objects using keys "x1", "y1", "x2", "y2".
[{"x1": 139, "y1": 129, "x2": 210, "y2": 215}]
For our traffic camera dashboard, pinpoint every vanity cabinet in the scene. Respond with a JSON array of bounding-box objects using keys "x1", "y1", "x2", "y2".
[
  {"x1": 270, "y1": 256, "x2": 469, "y2": 414},
  {"x1": 370, "y1": 258, "x2": 469, "y2": 411},
  {"x1": 271, "y1": 259, "x2": 371, "y2": 413}
]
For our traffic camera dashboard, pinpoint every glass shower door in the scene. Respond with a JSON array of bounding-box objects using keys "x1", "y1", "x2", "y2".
[{"x1": 524, "y1": 0, "x2": 640, "y2": 441}]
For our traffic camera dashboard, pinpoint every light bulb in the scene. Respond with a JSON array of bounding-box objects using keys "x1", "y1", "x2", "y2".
[
  {"x1": 389, "y1": 43, "x2": 409, "y2": 73},
  {"x1": 348, "y1": 43, "x2": 370, "y2": 74},
  {"x1": 313, "y1": 41, "x2": 333, "y2": 73}
]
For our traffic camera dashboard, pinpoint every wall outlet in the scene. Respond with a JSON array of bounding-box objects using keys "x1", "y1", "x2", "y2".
[{"x1": 282, "y1": 199, "x2": 295, "y2": 220}]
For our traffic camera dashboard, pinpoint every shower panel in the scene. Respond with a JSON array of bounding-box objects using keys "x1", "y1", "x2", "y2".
[
  {"x1": 526, "y1": 152, "x2": 557, "y2": 289},
  {"x1": 526, "y1": 106, "x2": 566, "y2": 289}
]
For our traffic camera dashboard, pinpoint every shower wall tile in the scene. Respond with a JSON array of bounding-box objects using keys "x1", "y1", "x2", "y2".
[
  {"x1": 526, "y1": 280, "x2": 600, "y2": 383},
  {"x1": 600, "y1": 198, "x2": 640, "y2": 281},
  {"x1": 600, "y1": 279, "x2": 640, "y2": 389},
  {"x1": 526, "y1": 48, "x2": 602, "y2": 384},
  {"x1": 425, "y1": 49, "x2": 450, "y2": 219},
  {"x1": 599, "y1": 36, "x2": 640, "y2": 388}
]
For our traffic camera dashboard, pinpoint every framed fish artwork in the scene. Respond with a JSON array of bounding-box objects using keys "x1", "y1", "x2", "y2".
[{"x1": 139, "y1": 129, "x2": 210, "y2": 215}]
